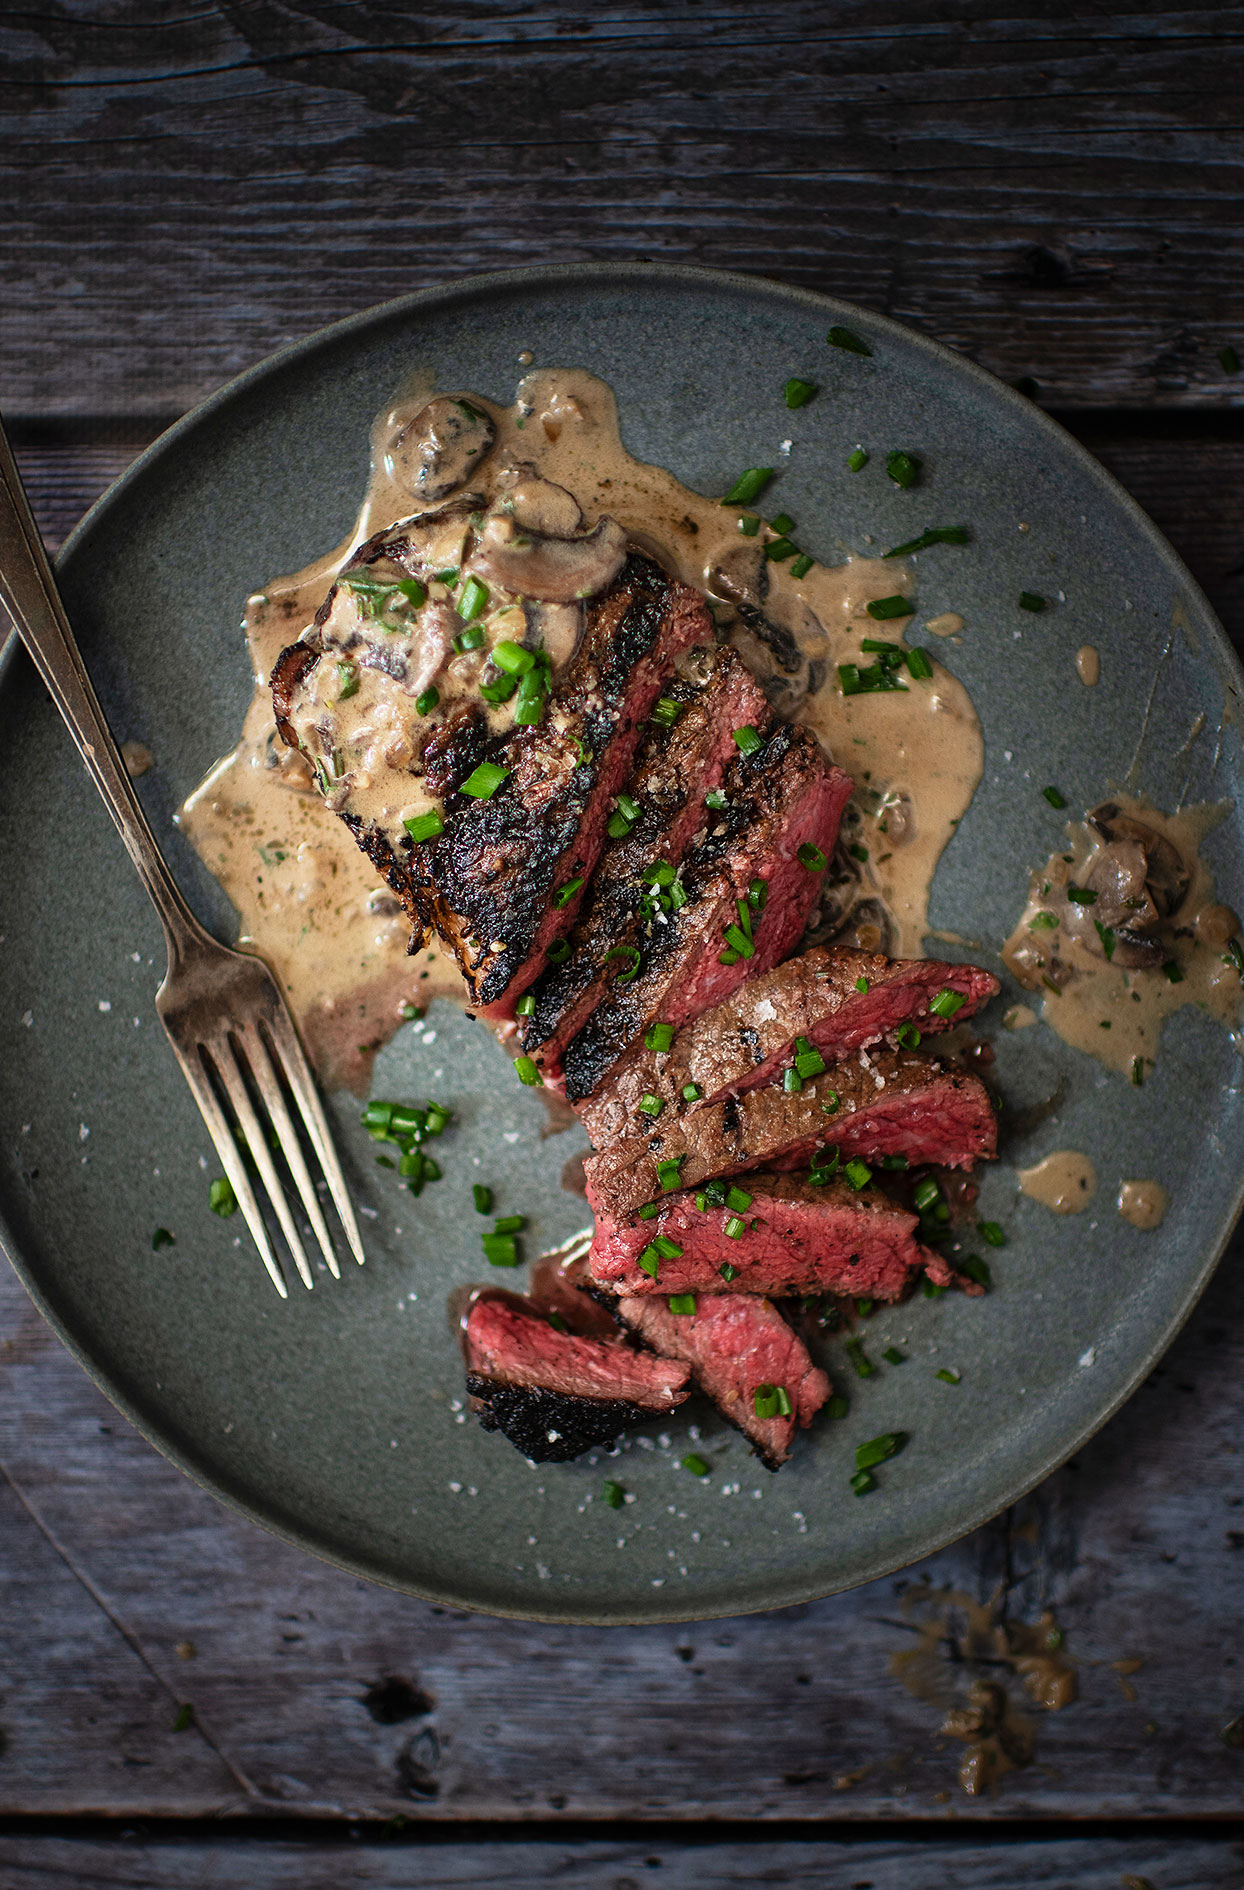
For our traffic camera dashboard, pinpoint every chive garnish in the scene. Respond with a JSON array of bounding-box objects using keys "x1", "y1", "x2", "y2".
[
  {"x1": 753, "y1": 1383, "x2": 793, "y2": 1419},
  {"x1": 827, "y1": 326, "x2": 872, "y2": 356},
  {"x1": 845, "y1": 1337, "x2": 875, "y2": 1378},
  {"x1": 719, "y1": 1262, "x2": 739, "y2": 1282},
  {"x1": 732, "y1": 725, "x2": 763, "y2": 756},
  {"x1": 656, "y1": 1157, "x2": 685, "y2": 1191},
  {"x1": 723, "y1": 1214, "x2": 746, "y2": 1240},
  {"x1": 637, "y1": 1202, "x2": 660, "y2": 1221},
  {"x1": 847, "y1": 447, "x2": 869, "y2": 472},
  {"x1": 923, "y1": 1279, "x2": 947, "y2": 1298},
  {"x1": 651, "y1": 696, "x2": 684, "y2": 729},
  {"x1": 1224, "y1": 939, "x2": 1244, "y2": 977},
  {"x1": 856, "y1": 1431, "x2": 907, "y2": 1470},
  {"x1": 820, "y1": 1092, "x2": 840, "y2": 1114},
  {"x1": 855, "y1": 1298, "x2": 874, "y2": 1317},
  {"x1": 460, "y1": 762, "x2": 509, "y2": 800},
  {"x1": 606, "y1": 945, "x2": 641, "y2": 983},
  {"x1": 552, "y1": 876, "x2": 584, "y2": 907},
  {"x1": 881, "y1": 1153, "x2": 909, "y2": 1170},
  {"x1": 415, "y1": 686, "x2": 439, "y2": 715},
  {"x1": 766, "y1": 537, "x2": 798, "y2": 563},
  {"x1": 653, "y1": 1236, "x2": 683, "y2": 1260},
  {"x1": 784, "y1": 1068, "x2": 802, "y2": 1093},
  {"x1": 643, "y1": 860, "x2": 676, "y2": 887},
  {"x1": 336, "y1": 660, "x2": 360, "y2": 701},
  {"x1": 809, "y1": 1144, "x2": 840, "y2": 1185},
  {"x1": 1067, "y1": 886, "x2": 1097, "y2": 905},
  {"x1": 722, "y1": 468, "x2": 774, "y2": 506},
  {"x1": 883, "y1": 1346, "x2": 905, "y2": 1365},
  {"x1": 152, "y1": 1227, "x2": 175, "y2": 1251},
  {"x1": 403, "y1": 809, "x2": 444, "y2": 844},
  {"x1": 912, "y1": 1176, "x2": 940, "y2": 1211},
  {"x1": 936, "y1": 1367, "x2": 961, "y2": 1385},
  {"x1": 794, "y1": 1037, "x2": 826, "y2": 1080},
  {"x1": 545, "y1": 938, "x2": 571, "y2": 964},
  {"x1": 838, "y1": 661, "x2": 908, "y2": 696},
  {"x1": 491, "y1": 640, "x2": 535, "y2": 674},
  {"x1": 514, "y1": 1056, "x2": 543, "y2": 1087},
  {"x1": 493, "y1": 1214, "x2": 524, "y2": 1235},
  {"x1": 682, "y1": 1083, "x2": 701, "y2": 1101},
  {"x1": 682, "y1": 1453, "x2": 710, "y2": 1476},
  {"x1": 705, "y1": 788, "x2": 728, "y2": 810},
  {"x1": 850, "y1": 1469, "x2": 877, "y2": 1495},
  {"x1": 784, "y1": 378, "x2": 817, "y2": 409},
  {"x1": 1042, "y1": 785, "x2": 1068, "y2": 808},
  {"x1": 1163, "y1": 959, "x2": 1184, "y2": 983},
  {"x1": 1029, "y1": 910, "x2": 1059, "y2": 930},
  {"x1": 854, "y1": 977, "x2": 869, "y2": 994},
  {"x1": 723, "y1": 922, "x2": 754, "y2": 959},
  {"x1": 798, "y1": 842, "x2": 827, "y2": 871},
  {"x1": 906, "y1": 646, "x2": 934, "y2": 679},
  {"x1": 638, "y1": 1093, "x2": 663, "y2": 1118},
  {"x1": 602, "y1": 1479, "x2": 625, "y2": 1509},
  {"x1": 789, "y1": 553, "x2": 814, "y2": 579},
  {"x1": 866, "y1": 595, "x2": 915, "y2": 621},
  {"x1": 458, "y1": 574, "x2": 489, "y2": 622},
  {"x1": 453, "y1": 624, "x2": 486, "y2": 654},
  {"x1": 725, "y1": 1185, "x2": 753, "y2": 1214},
  {"x1": 882, "y1": 525, "x2": 969, "y2": 559},
  {"x1": 1131, "y1": 1057, "x2": 1145, "y2": 1087},
  {"x1": 515, "y1": 993, "x2": 536, "y2": 1015},
  {"x1": 483, "y1": 1233, "x2": 519, "y2": 1266},
  {"x1": 826, "y1": 1395, "x2": 849, "y2": 1419},
  {"x1": 978, "y1": 1221, "x2": 1005, "y2": 1247},
  {"x1": 895, "y1": 1023, "x2": 921, "y2": 1050},
  {"x1": 843, "y1": 1157, "x2": 872, "y2": 1191},
  {"x1": 645, "y1": 1022, "x2": 675, "y2": 1053},
  {"x1": 770, "y1": 512, "x2": 796, "y2": 535},
  {"x1": 209, "y1": 1177, "x2": 237, "y2": 1219},
  {"x1": 1095, "y1": 921, "x2": 1116, "y2": 960},
  {"x1": 668, "y1": 1293, "x2": 697, "y2": 1316},
  {"x1": 928, "y1": 987, "x2": 966, "y2": 1020},
  {"x1": 885, "y1": 450, "x2": 920, "y2": 489},
  {"x1": 738, "y1": 514, "x2": 761, "y2": 537},
  {"x1": 473, "y1": 1184, "x2": 492, "y2": 1214},
  {"x1": 960, "y1": 1254, "x2": 991, "y2": 1288},
  {"x1": 479, "y1": 673, "x2": 517, "y2": 704},
  {"x1": 1018, "y1": 591, "x2": 1047, "y2": 612},
  {"x1": 637, "y1": 1246, "x2": 661, "y2": 1279}
]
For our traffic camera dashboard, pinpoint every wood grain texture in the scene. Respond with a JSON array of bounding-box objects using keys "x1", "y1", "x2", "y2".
[
  {"x1": 0, "y1": 1830, "x2": 1241, "y2": 1888},
  {"x1": 2, "y1": 1237, "x2": 1242, "y2": 1823},
  {"x1": 2, "y1": 2, "x2": 1244, "y2": 415}
]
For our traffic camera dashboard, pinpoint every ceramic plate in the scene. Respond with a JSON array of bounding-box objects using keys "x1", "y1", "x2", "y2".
[{"x1": 2, "y1": 265, "x2": 1241, "y2": 1623}]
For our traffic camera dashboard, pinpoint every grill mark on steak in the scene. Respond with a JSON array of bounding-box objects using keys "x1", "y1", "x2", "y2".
[
  {"x1": 578, "y1": 947, "x2": 1000, "y2": 1144},
  {"x1": 589, "y1": 1171, "x2": 952, "y2": 1300},
  {"x1": 611, "y1": 1293, "x2": 830, "y2": 1469},
  {"x1": 583, "y1": 1049, "x2": 997, "y2": 1221},
  {"x1": 273, "y1": 551, "x2": 712, "y2": 1012},
  {"x1": 561, "y1": 722, "x2": 853, "y2": 1103},
  {"x1": 466, "y1": 1376, "x2": 668, "y2": 1463},
  {"x1": 518, "y1": 647, "x2": 769, "y2": 1078}
]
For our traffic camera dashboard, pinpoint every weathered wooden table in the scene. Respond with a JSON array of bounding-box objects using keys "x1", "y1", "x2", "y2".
[{"x1": 2, "y1": 6, "x2": 1243, "y2": 1884}]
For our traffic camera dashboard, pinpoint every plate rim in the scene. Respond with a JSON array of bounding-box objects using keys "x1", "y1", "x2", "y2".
[{"x1": 3, "y1": 259, "x2": 1243, "y2": 1624}]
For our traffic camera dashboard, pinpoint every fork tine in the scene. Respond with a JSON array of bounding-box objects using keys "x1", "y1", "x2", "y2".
[
  {"x1": 188, "y1": 1048, "x2": 289, "y2": 1300},
  {"x1": 244, "y1": 1026, "x2": 341, "y2": 1280},
  {"x1": 209, "y1": 1037, "x2": 316, "y2": 1293},
  {"x1": 262, "y1": 1010, "x2": 366, "y2": 1268}
]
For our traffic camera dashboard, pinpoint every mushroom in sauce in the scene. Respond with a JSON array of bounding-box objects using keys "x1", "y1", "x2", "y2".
[
  {"x1": 386, "y1": 397, "x2": 496, "y2": 503},
  {"x1": 1079, "y1": 802, "x2": 1190, "y2": 968},
  {"x1": 469, "y1": 510, "x2": 628, "y2": 603}
]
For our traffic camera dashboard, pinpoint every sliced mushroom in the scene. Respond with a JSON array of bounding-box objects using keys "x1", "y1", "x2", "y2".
[
  {"x1": 386, "y1": 397, "x2": 495, "y2": 504},
  {"x1": 492, "y1": 465, "x2": 584, "y2": 537},
  {"x1": 1087, "y1": 804, "x2": 1190, "y2": 917},
  {"x1": 1079, "y1": 802, "x2": 1191, "y2": 968},
  {"x1": 469, "y1": 512, "x2": 628, "y2": 603}
]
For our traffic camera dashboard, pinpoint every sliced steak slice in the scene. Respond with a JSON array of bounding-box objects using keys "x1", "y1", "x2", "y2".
[
  {"x1": 518, "y1": 646, "x2": 769, "y2": 1080},
  {"x1": 611, "y1": 1293, "x2": 830, "y2": 1469},
  {"x1": 583, "y1": 1049, "x2": 996, "y2": 1221},
  {"x1": 578, "y1": 946, "x2": 1000, "y2": 1144},
  {"x1": 464, "y1": 1291, "x2": 690, "y2": 1462},
  {"x1": 589, "y1": 1171, "x2": 951, "y2": 1300},
  {"x1": 274, "y1": 545, "x2": 712, "y2": 1013},
  {"x1": 562, "y1": 722, "x2": 854, "y2": 1103}
]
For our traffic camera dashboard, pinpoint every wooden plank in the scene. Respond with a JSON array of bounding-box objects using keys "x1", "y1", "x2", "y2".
[
  {"x1": 0, "y1": 1831, "x2": 1241, "y2": 1888},
  {"x1": 1, "y1": 4, "x2": 1243, "y2": 414},
  {"x1": 2, "y1": 1232, "x2": 1243, "y2": 1822}
]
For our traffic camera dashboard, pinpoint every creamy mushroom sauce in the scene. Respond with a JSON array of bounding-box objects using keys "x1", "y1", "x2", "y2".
[
  {"x1": 1018, "y1": 1150, "x2": 1097, "y2": 1214},
  {"x1": 1117, "y1": 1179, "x2": 1168, "y2": 1230},
  {"x1": 183, "y1": 369, "x2": 982, "y2": 1088},
  {"x1": 1001, "y1": 793, "x2": 1242, "y2": 1080}
]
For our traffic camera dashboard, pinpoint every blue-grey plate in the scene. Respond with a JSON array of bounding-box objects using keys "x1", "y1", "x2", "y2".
[{"x1": 2, "y1": 265, "x2": 1241, "y2": 1624}]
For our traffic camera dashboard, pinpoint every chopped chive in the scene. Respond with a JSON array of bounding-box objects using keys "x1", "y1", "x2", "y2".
[
  {"x1": 722, "y1": 468, "x2": 774, "y2": 506},
  {"x1": 453, "y1": 623, "x2": 486, "y2": 653},
  {"x1": 856, "y1": 1431, "x2": 907, "y2": 1471},
  {"x1": 638, "y1": 1093, "x2": 664, "y2": 1118},
  {"x1": 923, "y1": 1278, "x2": 947, "y2": 1298},
  {"x1": 482, "y1": 1234, "x2": 519, "y2": 1266},
  {"x1": 1019, "y1": 591, "x2": 1047, "y2": 612},
  {"x1": 854, "y1": 977, "x2": 869, "y2": 994},
  {"x1": 403, "y1": 809, "x2": 444, "y2": 845},
  {"x1": 493, "y1": 1214, "x2": 524, "y2": 1235},
  {"x1": 1224, "y1": 938, "x2": 1244, "y2": 977},
  {"x1": 855, "y1": 1298, "x2": 874, "y2": 1317},
  {"x1": 913, "y1": 1177, "x2": 941, "y2": 1211},
  {"x1": 827, "y1": 325, "x2": 872, "y2": 356},
  {"x1": 723, "y1": 1214, "x2": 746, "y2": 1240},
  {"x1": 458, "y1": 574, "x2": 490, "y2": 622},
  {"x1": 514, "y1": 1056, "x2": 543, "y2": 1087},
  {"x1": 415, "y1": 686, "x2": 439, "y2": 715},
  {"x1": 479, "y1": 673, "x2": 517, "y2": 704},
  {"x1": 719, "y1": 1262, "x2": 739, "y2": 1282},
  {"x1": 885, "y1": 450, "x2": 921, "y2": 489},
  {"x1": 361, "y1": 1100, "x2": 394, "y2": 1133},
  {"x1": 668, "y1": 1293, "x2": 697, "y2": 1316},
  {"x1": 1221, "y1": 345, "x2": 1242, "y2": 374},
  {"x1": 723, "y1": 923, "x2": 755, "y2": 959},
  {"x1": 704, "y1": 788, "x2": 728, "y2": 810},
  {"x1": 789, "y1": 552, "x2": 815, "y2": 580},
  {"x1": 1095, "y1": 921, "x2": 1116, "y2": 960},
  {"x1": 845, "y1": 1337, "x2": 875, "y2": 1378},
  {"x1": 843, "y1": 1157, "x2": 872, "y2": 1191},
  {"x1": 606, "y1": 945, "x2": 642, "y2": 983},
  {"x1": 937, "y1": 1367, "x2": 961, "y2": 1385},
  {"x1": 336, "y1": 660, "x2": 360, "y2": 701},
  {"x1": 651, "y1": 696, "x2": 684, "y2": 729},
  {"x1": 1067, "y1": 886, "x2": 1097, "y2": 906},
  {"x1": 656, "y1": 1157, "x2": 685, "y2": 1191},
  {"x1": 433, "y1": 566, "x2": 459, "y2": 585},
  {"x1": 866, "y1": 594, "x2": 916, "y2": 621},
  {"x1": 616, "y1": 794, "x2": 639, "y2": 823},
  {"x1": 960, "y1": 1254, "x2": 991, "y2": 1288},
  {"x1": 838, "y1": 661, "x2": 908, "y2": 696},
  {"x1": 653, "y1": 1235, "x2": 683, "y2": 1260},
  {"x1": 733, "y1": 725, "x2": 763, "y2": 756},
  {"x1": 552, "y1": 876, "x2": 584, "y2": 908},
  {"x1": 645, "y1": 1022, "x2": 675, "y2": 1053},
  {"x1": 602, "y1": 1479, "x2": 625, "y2": 1509},
  {"x1": 766, "y1": 537, "x2": 798, "y2": 563},
  {"x1": 794, "y1": 1039, "x2": 826, "y2": 1080},
  {"x1": 784, "y1": 1067, "x2": 803, "y2": 1093},
  {"x1": 820, "y1": 1092, "x2": 840, "y2": 1114},
  {"x1": 459, "y1": 762, "x2": 509, "y2": 800},
  {"x1": 883, "y1": 1346, "x2": 905, "y2": 1365},
  {"x1": 738, "y1": 514, "x2": 762, "y2": 537},
  {"x1": 642, "y1": 860, "x2": 676, "y2": 887},
  {"x1": 151, "y1": 1227, "x2": 175, "y2": 1251},
  {"x1": 638, "y1": 1201, "x2": 661, "y2": 1221},
  {"x1": 703, "y1": 1179, "x2": 729, "y2": 1207},
  {"x1": 850, "y1": 1469, "x2": 877, "y2": 1495},
  {"x1": 725, "y1": 1185, "x2": 753, "y2": 1214},
  {"x1": 682, "y1": 1083, "x2": 701, "y2": 1101},
  {"x1": 545, "y1": 938, "x2": 571, "y2": 964},
  {"x1": 491, "y1": 640, "x2": 535, "y2": 675},
  {"x1": 424, "y1": 1101, "x2": 451, "y2": 1137},
  {"x1": 784, "y1": 377, "x2": 817, "y2": 409},
  {"x1": 473, "y1": 1184, "x2": 493, "y2": 1214},
  {"x1": 928, "y1": 987, "x2": 966, "y2": 1020},
  {"x1": 513, "y1": 696, "x2": 545, "y2": 727},
  {"x1": 770, "y1": 512, "x2": 796, "y2": 535},
  {"x1": 1042, "y1": 785, "x2": 1068, "y2": 809},
  {"x1": 978, "y1": 1221, "x2": 1006, "y2": 1247},
  {"x1": 637, "y1": 1245, "x2": 661, "y2": 1279},
  {"x1": 1029, "y1": 910, "x2": 1059, "y2": 930},
  {"x1": 827, "y1": 1395, "x2": 849, "y2": 1419},
  {"x1": 1131, "y1": 1056, "x2": 1145, "y2": 1087},
  {"x1": 515, "y1": 993, "x2": 536, "y2": 1016},
  {"x1": 1162, "y1": 959, "x2": 1184, "y2": 983},
  {"x1": 895, "y1": 1023, "x2": 921, "y2": 1050},
  {"x1": 753, "y1": 1383, "x2": 793, "y2": 1419},
  {"x1": 882, "y1": 525, "x2": 969, "y2": 559},
  {"x1": 797, "y1": 841, "x2": 827, "y2": 871},
  {"x1": 209, "y1": 1177, "x2": 237, "y2": 1219},
  {"x1": 682, "y1": 1453, "x2": 710, "y2": 1476},
  {"x1": 906, "y1": 646, "x2": 934, "y2": 680},
  {"x1": 847, "y1": 446, "x2": 869, "y2": 472}
]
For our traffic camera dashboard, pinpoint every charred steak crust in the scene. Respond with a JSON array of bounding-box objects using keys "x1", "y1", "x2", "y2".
[
  {"x1": 578, "y1": 947, "x2": 1000, "y2": 1142},
  {"x1": 518, "y1": 647, "x2": 770, "y2": 1071},
  {"x1": 561, "y1": 721, "x2": 851, "y2": 1103},
  {"x1": 583, "y1": 1049, "x2": 997, "y2": 1220},
  {"x1": 465, "y1": 1373, "x2": 660, "y2": 1463},
  {"x1": 272, "y1": 551, "x2": 711, "y2": 1010}
]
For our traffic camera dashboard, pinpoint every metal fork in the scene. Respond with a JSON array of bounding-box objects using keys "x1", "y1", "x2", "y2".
[{"x1": 0, "y1": 416, "x2": 364, "y2": 1298}]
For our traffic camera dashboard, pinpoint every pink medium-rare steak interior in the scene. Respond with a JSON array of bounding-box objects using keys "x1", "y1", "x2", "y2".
[{"x1": 464, "y1": 1293, "x2": 690, "y2": 1409}]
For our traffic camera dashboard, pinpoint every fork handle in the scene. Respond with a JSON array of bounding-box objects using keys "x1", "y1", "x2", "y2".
[{"x1": 0, "y1": 414, "x2": 210, "y2": 961}]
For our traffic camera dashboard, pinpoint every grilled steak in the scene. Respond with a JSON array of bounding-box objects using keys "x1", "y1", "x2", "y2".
[
  {"x1": 464, "y1": 1292, "x2": 690, "y2": 1462},
  {"x1": 273, "y1": 534, "x2": 712, "y2": 1014},
  {"x1": 611, "y1": 1292, "x2": 830, "y2": 1469},
  {"x1": 518, "y1": 647, "x2": 769, "y2": 1080},
  {"x1": 561, "y1": 722, "x2": 853, "y2": 1103},
  {"x1": 578, "y1": 946, "x2": 1000, "y2": 1144},
  {"x1": 589, "y1": 1170, "x2": 952, "y2": 1299},
  {"x1": 583, "y1": 1048, "x2": 996, "y2": 1221}
]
